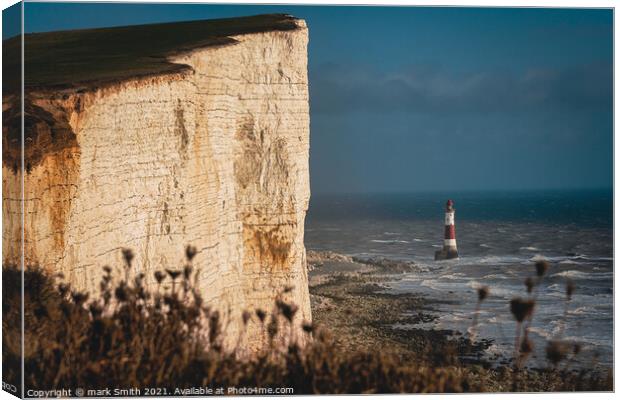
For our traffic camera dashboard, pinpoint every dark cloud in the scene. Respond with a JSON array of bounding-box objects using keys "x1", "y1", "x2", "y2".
[{"x1": 309, "y1": 62, "x2": 612, "y2": 115}]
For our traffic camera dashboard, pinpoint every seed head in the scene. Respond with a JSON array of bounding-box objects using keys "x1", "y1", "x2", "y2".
[
  {"x1": 102, "y1": 265, "x2": 112, "y2": 275},
  {"x1": 535, "y1": 260, "x2": 549, "y2": 277},
  {"x1": 166, "y1": 269, "x2": 181, "y2": 280},
  {"x1": 154, "y1": 271, "x2": 165, "y2": 284},
  {"x1": 115, "y1": 284, "x2": 128, "y2": 302},
  {"x1": 71, "y1": 291, "x2": 88, "y2": 306},
  {"x1": 302, "y1": 322, "x2": 314, "y2": 334},
  {"x1": 256, "y1": 308, "x2": 266, "y2": 323},
  {"x1": 242, "y1": 310, "x2": 251, "y2": 325},
  {"x1": 524, "y1": 277, "x2": 535, "y2": 294},
  {"x1": 510, "y1": 298, "x2": 535, "y2": 322},
  {"x1": 185, "y1": 245, "x2": 197, "y2": 262},
  {"x1": 121, "y1": 248, "x2": 134, "y2": 267},
  {"x1": 477, "y1": 286, "x2": 489, "y2": 302},
  {"x1": 546, "y1": 340, "x2": 568, "y2": 366},
  {"x1": 58, "y1": 283, "x2": 70, "y2": 297},
  {"x1": 276, "y1": 300, "x2": 298, "y2": 322}
]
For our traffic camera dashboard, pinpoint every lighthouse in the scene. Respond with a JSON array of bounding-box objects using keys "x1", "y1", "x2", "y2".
[{"x1": 435, "y1": 199, "x2": 459, "y2": 260}]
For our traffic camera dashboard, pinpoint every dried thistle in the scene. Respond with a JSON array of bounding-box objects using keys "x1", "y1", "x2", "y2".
[
  {"x1": 166, "y1": 269, "x2": 181, "y2": 280},
  {"x1": 524, "y1": 277, "x2": 534, "y2": 294},
  {"x1": 71, "y1": 291, "x2": 88, "y2": 306},
  {"x1": 57, "y1": 283, "x2": 70, "y2": 297},
  {"x1": 535, "y1": 260, "x2": 549, "y2": 277},
  {"x1": 477, "y1": 286, "x2": 489, "y2": 302},
  {"x1": 510, "y1": 298, "x2": 535, "y2": 322},
  {"x1": 121, "y1": 248, "x2": 134, "y2": 267},
  {"x1": 185, "y1": 245, "x2": 197, "y2": 262},
  {"x1": 276, "y1": 300, "x2": 298, "y2": 322},
  {"x1": 546, "y1": 340, "x2": 568, "y2": 366},
  {"x1": 302, "y1": 322, "x2": 314, "y2": 334},
  {"x1": 256, "y1": 308, "x2": 267, "y2": 323},
  {"x1": 154, "y1": 271, "x2": 165, "y2": 284},
  {"x1": 470, "y1": 286, "x2": 489, "y2": 344},
  {"x1": 115, "y1": 284, "x2": 128, "y2": 302},
  {"x1": 242, "y1": 310, "x2": 251, "y2": 325}
]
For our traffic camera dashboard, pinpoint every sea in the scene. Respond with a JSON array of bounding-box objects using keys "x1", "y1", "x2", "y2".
[{"x1": 305, "y1": 190, "x2": 613, "y2": 369}]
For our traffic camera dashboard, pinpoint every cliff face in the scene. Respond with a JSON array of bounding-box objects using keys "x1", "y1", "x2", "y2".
[{"x1": 2, "y1": 16, "x2": 311, "y2": 349}]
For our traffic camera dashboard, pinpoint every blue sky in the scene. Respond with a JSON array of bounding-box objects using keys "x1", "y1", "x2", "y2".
[{"x1": 5, "y1": 2, "x2": 613, "y2": 193}]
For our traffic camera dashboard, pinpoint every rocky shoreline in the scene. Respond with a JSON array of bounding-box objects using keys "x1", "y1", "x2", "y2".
[
  {"x1": 307, "y1": 250, "x2": 492, "y2": 365},
  {"x1": 306, "y1": 250, "x2": 612, "y2": 392}
]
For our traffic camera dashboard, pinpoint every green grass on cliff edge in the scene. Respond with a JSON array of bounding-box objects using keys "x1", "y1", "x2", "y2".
[{"x1": 2, "y1": 14, "x2": 300, "y2": 93}]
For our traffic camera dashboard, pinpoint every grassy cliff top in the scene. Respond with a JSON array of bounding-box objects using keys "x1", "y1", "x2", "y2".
[{"x1": 3, "y1": 14, "x2": 301, "y2": 93}]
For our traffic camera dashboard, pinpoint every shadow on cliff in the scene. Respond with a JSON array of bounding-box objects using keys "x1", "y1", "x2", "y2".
[{"x1": 2, "y1": 248, "x2": 611, "y2": 394}]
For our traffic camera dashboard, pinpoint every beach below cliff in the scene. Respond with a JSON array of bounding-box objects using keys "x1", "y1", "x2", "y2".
[
  {"x1": 307, "y1": 250, "x2": 493, "y2": 364},
  {"x1": 306, "y1": 250, "x2": 612, "y2": 392}
]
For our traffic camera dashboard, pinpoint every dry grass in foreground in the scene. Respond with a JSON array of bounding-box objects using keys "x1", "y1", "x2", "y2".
[{"x1": 2, "y1": 249, "x2": 612, "y2": 394}]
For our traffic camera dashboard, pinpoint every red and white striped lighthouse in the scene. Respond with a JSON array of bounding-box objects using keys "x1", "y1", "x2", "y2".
[{"x1": 435, "y1": 199, "x2": 459, "y2": 260}]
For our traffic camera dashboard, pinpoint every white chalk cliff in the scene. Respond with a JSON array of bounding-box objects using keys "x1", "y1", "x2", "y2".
[{"x1": 2, "y1": 15, "x2": 311, "y2": 349}]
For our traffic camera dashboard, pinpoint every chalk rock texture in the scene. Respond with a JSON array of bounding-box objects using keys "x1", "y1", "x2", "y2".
[{"x1": 2, "y1": 15, "x2": 311, "y2": 350}]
